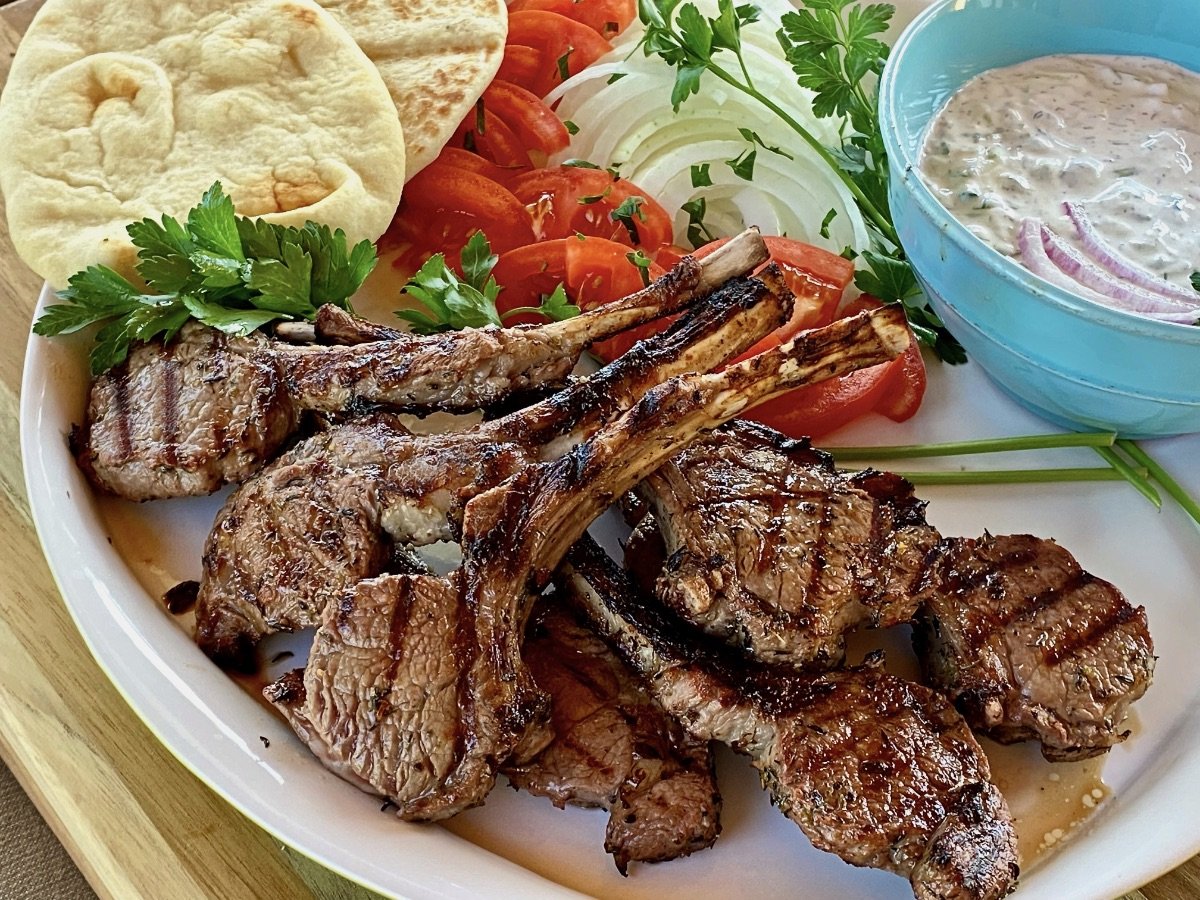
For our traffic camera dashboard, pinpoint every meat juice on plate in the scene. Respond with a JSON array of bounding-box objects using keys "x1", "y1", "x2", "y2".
[{"x1": 918, "y1": 54, "x2": 1200, "y2": 312}]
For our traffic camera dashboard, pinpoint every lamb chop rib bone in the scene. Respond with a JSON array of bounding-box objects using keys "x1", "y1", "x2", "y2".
[
  {"x1": 264, "y1": 306, "x2": 911, "y2": 822},
  {"x1": 559, "y1": 536, "x2": 1019, "y2": 900},
  {"x1": 78, "y1": 230, "x2": 769, "y2": 500},
  {"x1": 199, "y1": 268, "x2": 796, "y2": 668}
]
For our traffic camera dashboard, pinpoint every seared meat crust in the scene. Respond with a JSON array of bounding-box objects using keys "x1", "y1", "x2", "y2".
[
  {"x1": 640, "y1": 421, "x2": 940, "y2": 668},
  {"x1": 262, "y1": 306, "x2": 910, "y2": 821},
  {"x1": 75, "y1": 323, "x2": 297, "y2": 501},
  {"x1": 503, "y1": 603, "x2": 721, "y2": 873},
  {"x1": 561, "y1": 536, "x2": 1019, "y2": 900},
  {"x1": 912, "y1": 533, "x2": 1155, "y2": 761},
  {"x1": 199, "y1": 272, "x2": 797, "y2": 668},
  {"x1": 79, "y1": 232, "x2": 770, "y2": 500}
]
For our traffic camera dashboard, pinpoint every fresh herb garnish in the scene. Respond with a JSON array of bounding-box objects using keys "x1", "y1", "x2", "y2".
[
  {"x1": 1191, "y1": 271, "x2": 1199, "y2": 292},
  {"x1": 564, "y1": 120, "x2": 581, "y2": 135},
  {"x1": 626, "y1": 249, "x2": 654, "y2": 286},
  {"x1": 610, "y1": 195, "x2": 648, "y2": 244},
  {"x1": 830, "y1": 431, "x2": 1200, "y2": 527},
  {"x1": 690, "y1": 162, "x2": 713, "y2": 187},
  {"x1": 557, "y1": 48, "x2": 574, "y2": 81},
  {"x1": 396, "y1": 231, "x2": 580, "y2": 334},
  {"x1": 33, "y1": 183, "x2": 375, "y2": 375},
  {"x1": 738, "y1": 127, "x2": 794, "y2": 159},
  {"x1": 726, "y1": 147, "x2": 757, "y2": 181},
  {"x1": 681, "y1": 197, "x2": 717, "y2": 249},
  {"x1": 636, "y1": 0, "x2": 964, "y2": 362},
  {"x1": 819, "y1": 207, "x2": 838, "y2": 239}
]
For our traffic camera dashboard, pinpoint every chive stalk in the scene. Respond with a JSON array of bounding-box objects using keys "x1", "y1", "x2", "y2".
[
  {"x1": 829, "y1": 431, "x2": 1116, "y2": 461},
  {"x1": 879, "y1": 467, "x2": 1143, "y2": 486},
  {"x1": 1117, "y1": 440, "x2": 1200, "y2": 528},
  {"x1": 1093, "y1": 446, "x2": 1161, "y2": 508}
]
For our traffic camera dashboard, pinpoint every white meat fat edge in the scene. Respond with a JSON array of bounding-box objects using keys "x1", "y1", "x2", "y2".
[{"x1": 549, "y1": 0, "x2": 869, "y2": 253}]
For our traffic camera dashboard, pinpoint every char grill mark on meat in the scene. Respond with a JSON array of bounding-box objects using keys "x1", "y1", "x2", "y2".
[
  {"x1": 198, "y1": 270, "x2": 796, "y2": 668},
  {"x1": 78, "y1": 231, "x2": 770, "y2": 501},
  {"x1": 559, "y1": 536, "x2": 1019, "y2": 900},
  {"x1": 502, "y1": 602, "x2": 721, "y2": 873},
  {"x1": 637, "y1": 421, "x2": 940, "y2": 668},
  {"x1": 912, "y1": 533, "x2": 1154, "y2": 761},
  {"x1": 74, "y1": 323, "x2": 298, "y2": 501},
  {"x1": 263, "y1": 306, "x2": 911, "y2": 821}
]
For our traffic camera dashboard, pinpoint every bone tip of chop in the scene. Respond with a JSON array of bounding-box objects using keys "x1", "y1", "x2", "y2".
[
  {"x1": 694, "y1": 228, "x2": 770, "y2": 291},
  {"x1": 274, "y1": 321, "x2": 317, "y2": 343},
  {"x1": 863, "y1": 304, "x2": 913, "y2": 358}
]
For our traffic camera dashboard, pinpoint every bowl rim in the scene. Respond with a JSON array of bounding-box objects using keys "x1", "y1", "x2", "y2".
[{"x1": 878, "y1": 0, "x2": 1200, "y2": 349}]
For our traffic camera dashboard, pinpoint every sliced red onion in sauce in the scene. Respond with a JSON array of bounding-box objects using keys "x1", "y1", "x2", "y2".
[
  {"x1": 1061, "y1": 201, "x2": 1200, "y2": 306},
  {"x1": 1016, "y1": 219, "x2": 1200, "y2": 324}
]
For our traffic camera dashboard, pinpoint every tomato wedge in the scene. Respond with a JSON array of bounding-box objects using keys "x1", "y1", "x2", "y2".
[
  {"x1": 493, "y1": 236, "x2": 665, "y2": 340},
  {"x1": 496, "y1": 44, "x2": 544, "y2": 90},
  {"x1": 506, "y1": 11, "x2": 614, "y2": 97},
  {"x1": 509, "y1": 166, "x2": 674, "y2": 249},
  {"x1": 507, "y1": 0, "x2": 637, "y2": 38},
  {"x1": 743, "y1": 337, "x2": 926, "y2": 437},
  {"x1": 387, "y1": 163, "x2": 535, "y2": 275},
  {"x1": 484, "y1": 80, "x2": 571, "y2": 156}
]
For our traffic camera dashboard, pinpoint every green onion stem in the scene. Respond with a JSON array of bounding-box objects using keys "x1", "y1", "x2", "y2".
[
  {"x1": 1117, "y1": 440, "x2": 1200, "y2": 528},
  {"x1": 828, "y1": 431, "x2": 1117, "y2": 461},
  {"x1": 881, "y1": 467, "x2": 1145, "y2": 486},
  {"x1": 1093, "y1": 446, "x2": 1161, "y2": 509}
]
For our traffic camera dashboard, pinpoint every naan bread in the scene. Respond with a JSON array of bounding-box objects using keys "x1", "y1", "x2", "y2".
[
  {"x1": 0, "y1": 0, "x2": 406, "y2": 288},
  {"x1": 317, "y1": 0, "x2": 507, "y2": 177}
]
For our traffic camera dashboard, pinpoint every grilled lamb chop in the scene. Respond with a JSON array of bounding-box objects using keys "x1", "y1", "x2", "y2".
[
  {"x1": 912, "y1": 533, "x2": 1154, "y2": 761},
  {"x1": 634, "y1": 421, "x2": 941, "y2": 669},
  {"x1": 262, "y1": 305, "x2": 912, "y2": 821},
  {"x1": 76, "y1": 231, "x2": 769, "y2": 500},
  {"x1": 198, "y1": 269, "x2": 796, "y2": 668},
  {"x1": 559, "y1": 536, "x2": 1019, "y2": 900},
  {"x1": 502, "y1": 602, "x2": 721, "y2": 873}
]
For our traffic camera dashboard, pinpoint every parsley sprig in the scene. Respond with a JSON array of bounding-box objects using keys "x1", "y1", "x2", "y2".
[
  {"x1": 33, "y1": 183, "x2": 376, "y2": 375},
  {"x1": 637, "y1": 0, "x2": 965, "y2": 362},
  {"x1": 396, "y1": 231, "x2": 581, "y2": 334}
]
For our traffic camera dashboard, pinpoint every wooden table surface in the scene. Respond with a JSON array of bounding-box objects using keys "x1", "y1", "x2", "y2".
[{"x1": 0, "y1": 2, "x2": 1196, "y2": 899}]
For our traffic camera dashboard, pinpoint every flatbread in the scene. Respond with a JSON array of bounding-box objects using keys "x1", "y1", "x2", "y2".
[
  {"x1": 0, "y1": 0, "x2": 406, "y2": 288},
  {"x1": 317, "y1": 0, "x2": 507, "y2": 177}
]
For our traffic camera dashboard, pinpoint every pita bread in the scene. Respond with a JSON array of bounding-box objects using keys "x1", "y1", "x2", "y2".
[
  {"x1": 316, "y1": 0, "x2": 507, "y2": 177},
  {"x1": 0, "y1": 0, "x2": 406, "y2": 288}
]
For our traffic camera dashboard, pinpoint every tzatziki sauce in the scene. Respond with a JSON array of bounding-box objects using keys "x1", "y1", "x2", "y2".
[{"x1": 919, "y1": 53, "x2": 1200, "y2": 297}]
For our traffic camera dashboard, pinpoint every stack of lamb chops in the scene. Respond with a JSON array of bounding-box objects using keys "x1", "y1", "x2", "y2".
[{"x1": 72, "y1": 227, "x2": 1153, "y2": 899}]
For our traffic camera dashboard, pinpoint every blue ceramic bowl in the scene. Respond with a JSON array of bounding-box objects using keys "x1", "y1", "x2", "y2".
[{"x1": 880, "y1": 0, "x2": 1200, "y2": 437}]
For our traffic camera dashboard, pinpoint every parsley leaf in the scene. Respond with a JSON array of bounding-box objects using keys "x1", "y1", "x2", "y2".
[
  {"x1": 32, "y1": 182, "x2": 376, "y2": 375},
  {"x1": 626, "y1": 249, "x2": 654, "y2": 286},
  {"x1": 397, "y1": 230, "x2": 579, "y2": 333},
  {"x1": 610, "y1": 195, "x2": 648, "y2": 244},
  {"x1": 726, "y1": 147, "x2": 757, "y2": 180},
  {"x1": 690, "y1": 162, "x2": 713, "y2": 187},
  {"x1": 1192, "y1": 272, "x2": 1200, "y2": 293},
  {"x1": 681, "y1": 197, "x2": 716, "y2": 249}
]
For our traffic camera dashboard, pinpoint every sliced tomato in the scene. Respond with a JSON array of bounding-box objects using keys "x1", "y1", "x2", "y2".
[
  {"x1": 837, "y1": 295, "x2": 928, "y2": 422},
  {"x1": 496, "y1": 44, "x2": 544, "y2": 90},
  {"x1": 507, "y1": 0, "x2": 637, "y2": 38},
  {"x1": 484, "y1": 80, "x2": 571, "y2": 156},
  {"x1": 432, "y1": 146, "x2": 527, "y2": 184},
  {"x1": 492, "y1": 236, "x2": 665, "y2": 338},
  {"x1": 744, "y1": 333, "x2": 926, "y2": 437},
  {"x1": 387, "y1": 163, "x2": 535, "y2": 275},
  {"x1": 509, "y1": 166, "x2": 674, "y2": 249},
  {"x1": 506, "y1": 11, "x2": 614, "y2": 97},
  {"x1": 453, "y1": 107, "x2": 532, "y2": 168}
]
